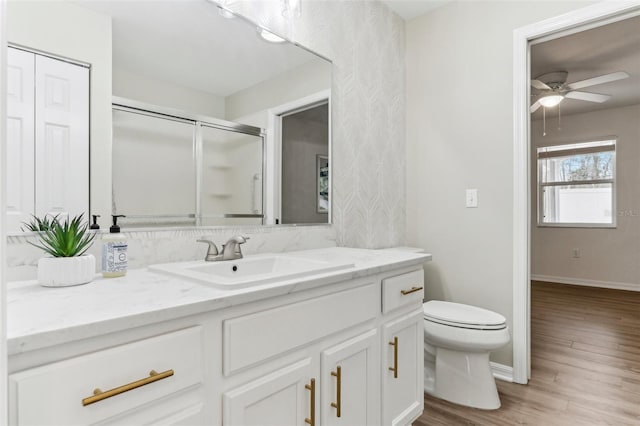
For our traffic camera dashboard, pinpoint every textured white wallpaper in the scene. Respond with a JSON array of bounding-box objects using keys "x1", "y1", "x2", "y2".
[
  {"x1": 228, "y1": 0, "x2": 407, "y2": 248},
  {"x1": 5, "y1": 0, "x2": 406, "y2": 279}
]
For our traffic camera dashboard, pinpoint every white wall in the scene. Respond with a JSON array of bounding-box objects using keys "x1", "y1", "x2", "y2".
[
  {"x1": 7, "y1": 1, "x2": 112, "y2": 221},
  {"x1": 531, "y1": 104, "x2": 640, "y2": 290},
  {"x1": 405, "y1": 0, "x2": 594, "y2": 367},
  {"x1": 113, "y1": 67, "x2": 226, "y2": 119},
  {"x1": 225, "y1": 59, "x2": 331, "y2": 123}
]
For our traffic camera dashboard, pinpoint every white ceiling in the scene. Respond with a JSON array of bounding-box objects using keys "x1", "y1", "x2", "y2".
[
  {"x1": 380, "y1": 0, "x2": 451, "y2": 21},
  {"x1": 75, "y1": 0, "x2": 321, "y2": 97},
  {"x1": 531, "y1": 15, "x2": 640, "y2": 119}
]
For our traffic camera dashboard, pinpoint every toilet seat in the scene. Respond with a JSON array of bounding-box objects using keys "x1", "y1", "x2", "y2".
[{"x1": 423, "y1": 301, "x2": 506, "y2": 330}]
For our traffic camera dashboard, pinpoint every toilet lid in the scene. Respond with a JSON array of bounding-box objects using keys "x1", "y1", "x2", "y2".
[{"x1": 423, "y1": 301, "x2": 506, "y2": 330}]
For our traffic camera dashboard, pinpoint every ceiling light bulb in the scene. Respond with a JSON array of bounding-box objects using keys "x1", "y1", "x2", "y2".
[
  {"x1": 258, "y1": 28, "x2": 285, "y2": 43},
  {"x1": 539, "y1": 94, "x2": 564, "y2": 108}
]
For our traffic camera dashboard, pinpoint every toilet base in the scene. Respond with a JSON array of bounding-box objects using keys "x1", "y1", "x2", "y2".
[{"x1": 426, "y1": 348, "x2": 501, "y2": 410}]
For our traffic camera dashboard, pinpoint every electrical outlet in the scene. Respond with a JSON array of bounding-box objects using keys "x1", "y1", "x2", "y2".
[
  {"x1": 466, "y1": 189, "x2": 478, "y2": 208},
  {"x1": 572, "y1": 248, "x2": 580, "y2": 258}
]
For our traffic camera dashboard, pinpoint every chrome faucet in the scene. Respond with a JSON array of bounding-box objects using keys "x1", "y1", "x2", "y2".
[
  {"x1": 221, "y1": 235, "x2": 249, "y2": 260},
  {"x1": 197, "y1": 236, "x2": 249, "y2": 261},
  {"x1": 196, "y1": 239, "x2": 222, "y2": 261}
]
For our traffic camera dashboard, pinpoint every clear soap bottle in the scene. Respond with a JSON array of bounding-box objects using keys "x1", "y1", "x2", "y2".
[{"x1": 102, "y1": 215, "x2": 128, "y2": 277}]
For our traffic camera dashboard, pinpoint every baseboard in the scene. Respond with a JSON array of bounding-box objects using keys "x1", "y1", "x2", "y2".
[
  {"x1": 531, "y1": 274, "x2": 640, "y2": 292},
  {"x1": 490, "y1": 362, "x2": 513, "y2": 383}
]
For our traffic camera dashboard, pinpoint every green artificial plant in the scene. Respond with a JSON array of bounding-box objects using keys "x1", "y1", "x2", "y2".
[{"x1": 24, "y1": 214, "x2": 96, "y2": 258}]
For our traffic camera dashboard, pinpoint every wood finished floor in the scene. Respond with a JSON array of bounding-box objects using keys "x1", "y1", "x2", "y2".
[{"x1": 413, "y1": 281, "x2": 640, "y2": 426}]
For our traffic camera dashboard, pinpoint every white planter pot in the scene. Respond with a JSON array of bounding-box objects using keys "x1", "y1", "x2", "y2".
[{"x1": 37, "y1": 254, "x2": 96, "y2": 287}]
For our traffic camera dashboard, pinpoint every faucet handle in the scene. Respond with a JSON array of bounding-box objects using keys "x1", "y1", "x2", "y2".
[{"x1": 197, "y1": 239, "x2": 219, "y2": 259}]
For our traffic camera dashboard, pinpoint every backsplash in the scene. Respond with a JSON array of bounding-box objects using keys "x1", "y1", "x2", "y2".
[
  {"x1": 5, "y1": 0, "x2": 406, "y2": 280},
  {"x1": 6, "y1": 226, "x2": 337, "y2": 282}
]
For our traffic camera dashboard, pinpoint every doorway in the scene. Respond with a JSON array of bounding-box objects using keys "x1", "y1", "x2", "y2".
[
  {"x1": 266, "y1": 90, "x2": 331, "y2": 225},
  {"x1": 280, "y1": 103, "x2": 329, "y2": 224},
  {"x1": 512, "y1": 2, "x2": 640, "y2": 384}
]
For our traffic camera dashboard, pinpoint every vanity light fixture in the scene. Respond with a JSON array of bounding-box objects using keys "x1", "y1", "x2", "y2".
[
  {"x1": 538, "y1": 93, "x2": 564, "y2": 108},
  {"x1": 258, "y1": 28, "x2": 286, "y2": 43}
]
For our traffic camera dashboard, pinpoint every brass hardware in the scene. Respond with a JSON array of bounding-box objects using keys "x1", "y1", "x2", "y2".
[
  {"x1": 305, "y1": 378, "x2": 316, "y2": 426},
  {"x1": 400, "y1": 286, "x2": 423, "y2": 296},
  {"x1": 82, "y1": 369, "x2": 174, "y2": 406},
  {"x1": 330, "y1": 366, "x2": 342, "y2": 417},
  {"x1": 389, "y1": 337, "x2": 398, "y2": 378}
]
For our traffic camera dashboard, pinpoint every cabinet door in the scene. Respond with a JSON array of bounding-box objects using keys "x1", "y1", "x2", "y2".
[
  {"x1": 382, "y1": 309, "x2": 424, "y2": 426},
  {"x1": 321, "y1": 329, "x2": 379, "y2": 426},
  {"x1": 223, "y1": 358, "x2": 316, "y2": 426}
]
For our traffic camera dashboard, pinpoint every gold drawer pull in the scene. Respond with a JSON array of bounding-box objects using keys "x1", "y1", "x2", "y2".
[
  {"x1": 82, "y1": 369, "x2": 174, "y2": 406},
  {"x1": 389, "y1": 337, "x2": 398, "y2": 378},
  {"x1": 330, "y1": 366, "x2": 342, "y2": 417},
  {"x1": 305, "y1": 378, "x2": 316, "y2": 426},
  {"x1": 400, "y1": 286, "x2": 423, "y2": 296}
]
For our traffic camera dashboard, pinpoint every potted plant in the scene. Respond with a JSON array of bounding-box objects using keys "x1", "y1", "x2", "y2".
[{"x1": 24, "y1": 214, "x2": 97, "y2": 287}]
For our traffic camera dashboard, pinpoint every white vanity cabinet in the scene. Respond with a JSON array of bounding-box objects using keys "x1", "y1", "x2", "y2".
[
  {"x1": 222, "y1": 279, "x2": 380, "y2": 426},
  {"x1": 223, "y1": 357, "x2": 316, "y2": 426},
  {"x1": 8, "y1": 253, "x2": 428, "y2": 426},
  {"x1": 320, "y1": 329, "x2": 379, "y2": 426},
  {"x1": 9, "y1": 326, "x2": 207, "y2": 425},
  {"x1": 221, "y1": 268, "x2": 424, "y2": 426},
  {"x1": 380, "y1": 270, "x2": 426, "y2": 426},
  {"x1": 223, "y1": 329, "x2": 380, "y2": 426},
  {"x1": 381, "y1": 310, "x2": 424, "y2": 426}
]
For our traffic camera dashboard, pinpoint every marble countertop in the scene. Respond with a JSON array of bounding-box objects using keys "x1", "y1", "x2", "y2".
[{"x1": 7, "y1": 247, "x2": 431, "y2": 356}]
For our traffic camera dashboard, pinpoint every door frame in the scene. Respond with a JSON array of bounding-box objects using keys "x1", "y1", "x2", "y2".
[
  {"x1": 266, "y1": 89, "x2": 331, "y2": 225},
  {"x1": 512, "y1": 0, "x2": 640, "y2": 384},
  {"x1": 0, "y1": 0, "x2": 8, "y2": 421}
]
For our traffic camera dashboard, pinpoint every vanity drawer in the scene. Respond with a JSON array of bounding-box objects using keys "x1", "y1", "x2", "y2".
[
  {"x1": 223, "y1": 282, "x2": 377, "y2": 375},
  {"x1": 9, "y1": 326, "x2": 204, "y2": 425},
  {"x1": 382, "y1": 270, "x2": 424, "y2": 313}
]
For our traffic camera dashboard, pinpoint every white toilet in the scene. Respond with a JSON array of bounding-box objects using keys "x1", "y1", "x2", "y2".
[{"x1": 423, "y1": 300, "x2": 510, "y2": 410}]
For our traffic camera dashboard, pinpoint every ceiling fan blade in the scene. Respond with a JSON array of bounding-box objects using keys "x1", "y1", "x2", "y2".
[
  {"x1": 566, "y1": 71, "x2": 629, "y2": 90},
  {"x1": 565, "y1": 91, "x2": 611, "y2": 103},
  {"x1": 531, "y1": 80, "x2": 551, "y2": 90},
  {"x1": 530, "y1": 101, "x2": 541, "y2": 113}
]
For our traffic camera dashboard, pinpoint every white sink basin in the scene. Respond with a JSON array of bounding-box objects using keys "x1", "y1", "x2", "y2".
[{"x1": 149, "y1": 255, "x2": 355, "y2": 289}]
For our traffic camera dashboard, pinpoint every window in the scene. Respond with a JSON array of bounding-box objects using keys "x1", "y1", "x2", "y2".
[{"x1": 537, "y1": 139, "x2": 616, "y2": 227}]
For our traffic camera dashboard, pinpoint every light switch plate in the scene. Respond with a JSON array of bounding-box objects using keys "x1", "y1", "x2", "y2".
[{"x1": 466, "y1": 189, "x2": 478, "y2": 208}]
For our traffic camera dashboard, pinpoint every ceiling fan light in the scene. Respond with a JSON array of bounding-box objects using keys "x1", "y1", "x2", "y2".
[{"x1": 539, "y1": 94, "x2": 564, "y2": 108}]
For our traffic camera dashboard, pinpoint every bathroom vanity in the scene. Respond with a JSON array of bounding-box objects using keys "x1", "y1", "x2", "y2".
[{"x1": 7, "y1": 248, "x2": 430, "y2": 425}]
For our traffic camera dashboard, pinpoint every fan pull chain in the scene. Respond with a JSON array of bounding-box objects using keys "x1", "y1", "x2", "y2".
[
  {"x1": 543, "y1": 107, "x2": 546, "y2": 137},
  {"x1": 558, "y1": 103, "x2": 562, "y2": 131}
]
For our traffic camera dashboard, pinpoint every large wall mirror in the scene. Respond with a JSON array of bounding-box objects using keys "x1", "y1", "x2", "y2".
[{"x1": 5, "y1": 0, "x2": 332, "y2": 232}]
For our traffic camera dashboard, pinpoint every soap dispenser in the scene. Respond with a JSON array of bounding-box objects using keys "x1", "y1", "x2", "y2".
[
  {"x1": 102, "y1": 215, "x2": 128, "y2": 277},
  {"x1": 90, "y1": 215, "x2": 100, "y2": 230}
]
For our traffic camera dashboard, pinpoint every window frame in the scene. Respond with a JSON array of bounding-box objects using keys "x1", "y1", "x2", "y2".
[{"x1": 537, "y1": 138, "x2": 617, "y2": 228}]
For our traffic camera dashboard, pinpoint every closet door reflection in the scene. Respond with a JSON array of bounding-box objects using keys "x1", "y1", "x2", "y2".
[
  {"x1": 112, "y1": 110, "x2": 196, "y2": 224},
  {"x1": 200, "y1": 125, "x2": 263, "y2": 226}
]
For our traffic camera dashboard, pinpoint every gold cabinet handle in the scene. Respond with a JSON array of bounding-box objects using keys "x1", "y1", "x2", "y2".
[
  {"x1": 400, "y1": 286, "x2": 423, "y2": 295},
  {"x1": 82, "y1": 369, "x2": 174, "y2": 406},
  {"x1": 330, "y1": 366, "x2": 342, "y2": 417},
  {"x1": 305, "y1": 378, "x2": 316, "y2": 426},
  {"x1": 389, "y1": 337, "x2": 398, "y2": 378}
]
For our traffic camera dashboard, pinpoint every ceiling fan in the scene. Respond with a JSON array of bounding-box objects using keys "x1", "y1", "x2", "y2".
[{"x1": 530, "y1": 71, "x2": 629, "y2": 113}]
